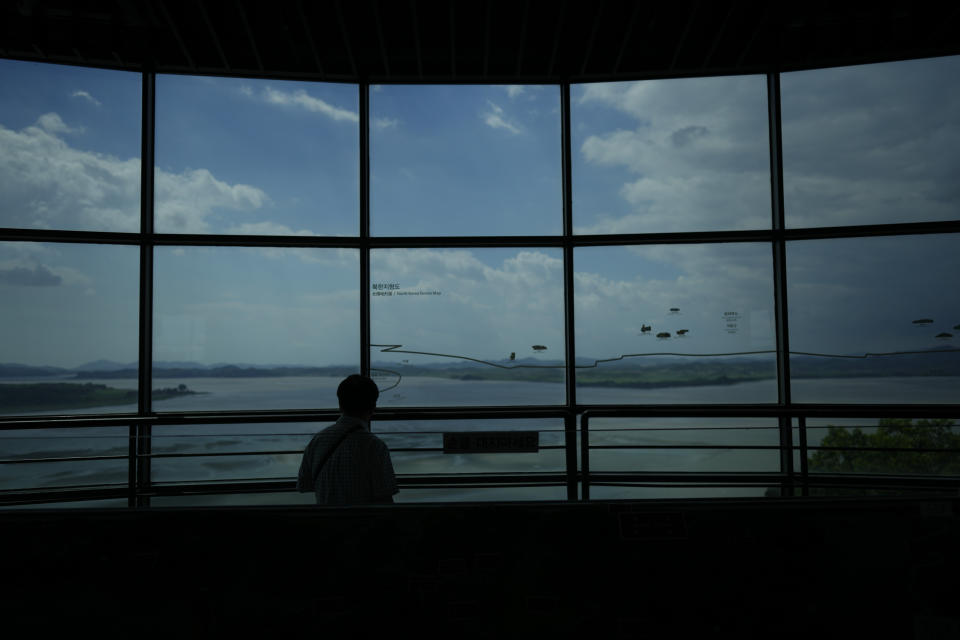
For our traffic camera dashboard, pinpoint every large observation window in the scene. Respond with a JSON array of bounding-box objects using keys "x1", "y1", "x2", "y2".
[
  {"x1": 155, "y1": 76, "x2": 359, "y2": 236},
  {"x1": 572, "y1": 75, "x2": 771, "y2": 234},
  {"x1": 0, "y1": 59, "x2": 141, "y2": 232},
  {"x1": 781, "y1": 56, "x2": 960, "y2": 228},
  {"x1": 2, "y1": 55, "x2": 959, "y2": 507},
  {"x1": 371, "y1": 85, "x2": 562, "y2": 236}
]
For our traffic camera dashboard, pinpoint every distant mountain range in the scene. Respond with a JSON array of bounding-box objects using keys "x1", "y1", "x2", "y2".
[{"x1": 2, "y1": 348, "x2": 960, "y2": 381}]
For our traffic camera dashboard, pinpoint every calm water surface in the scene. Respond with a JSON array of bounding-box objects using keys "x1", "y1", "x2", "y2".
[{"x1": 2, "y1": 375, "x2": 957, "y2": 503}]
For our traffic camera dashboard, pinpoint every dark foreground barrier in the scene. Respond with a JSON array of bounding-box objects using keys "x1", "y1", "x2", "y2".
[{"x1": 2, "y1": 497, "x2": 958, "y2": 638}]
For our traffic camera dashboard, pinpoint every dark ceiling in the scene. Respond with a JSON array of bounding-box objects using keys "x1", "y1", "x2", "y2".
[{"x1": 2, "y1": 1, "x2": 959, "y2": 82}]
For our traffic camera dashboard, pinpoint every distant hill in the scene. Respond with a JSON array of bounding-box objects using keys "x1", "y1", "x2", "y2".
[{"x1": 0, "y1": 363, "x2": 69, "y2": 378}]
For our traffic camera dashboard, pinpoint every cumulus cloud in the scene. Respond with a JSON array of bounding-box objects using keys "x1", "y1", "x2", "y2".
[
  {"x1": 154, "y1": 168, "x2": 268, "y2": 233},
  {"x1": 576, "y1": 58, "x2": 960, "y2": 232},
  {"x1": 0, "y1": 115, "x2": 138, "y2": 230},
  {"x1": 261, "y1": 86, "x2": 359, "y2": 123},
  {"x1": 0, "y1": 113, "x2": 275, "y2": 233},
  {"x1": 574, "y1": 75, "x2": 771, "y2": 234},
  {"x1": 70, "y1": 90, "x2": 101, "y2": 107},
  {"x1": 482, "y1": 101, "x2": 522, "y2": 134},
  {"x1": 37, "y1": 112, "x2": 81, "y2": 135}
]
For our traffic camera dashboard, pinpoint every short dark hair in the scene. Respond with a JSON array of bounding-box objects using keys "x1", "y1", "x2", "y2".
[{"x1": 337, "y1": 374, "x2": 380, "y2": 415}]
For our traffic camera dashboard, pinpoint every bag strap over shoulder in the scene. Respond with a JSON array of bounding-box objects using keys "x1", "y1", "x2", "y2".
[{"x1": 297, "y1": 423, "x2": 361, "y2": 492}]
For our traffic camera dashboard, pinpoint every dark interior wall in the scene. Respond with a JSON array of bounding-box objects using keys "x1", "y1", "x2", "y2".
[{"x1": 3, "y1": 497, "x2": 957, "y2": 637}]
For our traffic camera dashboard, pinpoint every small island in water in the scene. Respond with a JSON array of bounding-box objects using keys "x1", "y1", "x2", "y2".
[{"x1": 0, "y1": 382, "x2": 202, "y2": 413}]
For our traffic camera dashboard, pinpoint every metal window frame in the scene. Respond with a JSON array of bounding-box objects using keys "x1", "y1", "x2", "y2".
[{"x1": 1, "y1": 62, "x2": 959, "y2": 508}]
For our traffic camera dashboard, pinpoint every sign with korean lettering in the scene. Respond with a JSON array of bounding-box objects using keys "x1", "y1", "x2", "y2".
[
  {"x1": 371, "y1": 282, "x2": 442, "y2": 296},
  {"x1": 443, "y1": 431, "x2": 539, "y2": 454}
]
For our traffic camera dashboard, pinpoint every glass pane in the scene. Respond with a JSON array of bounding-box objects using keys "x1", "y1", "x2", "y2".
[
  {"x1": 782, "y1": 56, "x2": 960, "y2": 228},
  {"x1": 788, "y1": 235, "x2": 960, "y2": 403},
  {"x1": 375, "y1": 418, "x2": 566, "y2": 476},
  {"x1": 152, "y1": 422, "x2": 320, "y2": 484},
  {"x1": 154, "y1": 247, "x2": 359, "y2": 411},
  {"x1": 155, "y1": 76, "x2": 358, "y2": 235},
  {"x1": 0, "y1": 59, "x2": 141, "y2": 232},
  {"x1": 395, "y1": 485, "x2": 568, "y2": 503},
  {"x1": 0, "y1": 498, "x2": 127, "y2": 510},
  {"x1": 589, "y1": 485, "x2": 772, "y2": 500},
  {"x1": 575, "y1": 244, "x2": 777, "y2": 404},
  {"x1": 151, "y1": 493, "x2": 316, "y2": 507},
  {"x1": 572, "y1": 75, "x2": 770, "y2": 233},
  {"x1": 370, "y1": 248, "x2": 565, "y2": 406},
  {"x1": 371, "y1": 85, "x2": 562, "y2": 236},
  {"x1": 0, "y1": 242, "x2": 139, "y2": 416},
  {"x1": 805, "y1": 417, "x2": 960, "y2": 476},
  {"x1": 587, "y1": 417, "x2": 780, "y2": 473},
  {"x1": 0, "y1": 426, "x2": 128, "y2": 491}
]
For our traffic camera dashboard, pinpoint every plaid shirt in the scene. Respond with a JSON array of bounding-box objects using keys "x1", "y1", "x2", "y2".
[{"x1": 297, "y1": 415, "x2": 398, "y2": 505}]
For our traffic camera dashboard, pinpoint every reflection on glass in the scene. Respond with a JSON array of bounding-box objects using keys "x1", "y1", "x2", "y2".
[
  {"x1": 782, "y1": 55, "x2": 960, "y2": 228},
  {"x1": 375, "y1": 418, "x2": 566, "y2": 476},
  {"x1": 587, "y1": 417, "x2": 780, "y2": 473},
  {"x1": 155, "y1": 76, "x2": 358, "y2": 235},
  {"x1": 0, "y1": 242, "x2": 139, "y2": 416},
  {"x1": 371, "y1": 248, "x2": 565, "y2": 406},
  {"x1": 0, "y1": 427, "x2": 128, "y2": 491},
  {"x1": 151, "y1": 422, "x2": 320, "y2": 484},
  {"x1": 371, "y1": 85, "x2": 562, "y2": 236},
  {"x1": 803, "y1": 417, "x2": 960, "y2": 477},
  {"x1": 788, "y1": 235, "x2": 960, "y2": 403},
  {"x1": 575, "y1": 244, "x2": 777, "y2": 403},
  {"x1": 154, "y1": 247, "x2": 359, "y2": 411},
  {"x1": 0, "y1": 59, "x2": 141, "y2": 232},
  {"x1": 572, "y1": 75, "x2": 770, "y2": 234}
]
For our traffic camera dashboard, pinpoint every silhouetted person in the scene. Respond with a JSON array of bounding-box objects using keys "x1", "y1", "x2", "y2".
[{"x1": 297, "y1": 374, "x2": 398, "y2": 504}]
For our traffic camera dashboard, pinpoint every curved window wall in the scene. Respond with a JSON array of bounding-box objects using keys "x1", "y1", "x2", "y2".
[{"x1": 1, "y1": 56, "x2": 959, "y2": 508}]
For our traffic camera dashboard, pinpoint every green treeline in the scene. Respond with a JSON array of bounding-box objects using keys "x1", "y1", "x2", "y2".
[
  {"x1": 805, "y1": 418, "x2": 959, "y2": 496},
  {"x1": 0, "y1": 382, "x2": 200, "y2": 413},
  {"x1": 810, "y1": 418, "x2": 960, "y2": 475}
]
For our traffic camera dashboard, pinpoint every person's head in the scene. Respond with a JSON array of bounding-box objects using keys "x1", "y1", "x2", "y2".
[{"x1": 337, "y1": 374, "x2": 380, "y2": 418}]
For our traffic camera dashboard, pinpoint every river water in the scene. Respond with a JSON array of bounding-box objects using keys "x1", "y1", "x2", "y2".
[{"x1": 1, "y1": 375, "x2": 957, "y2": 504}]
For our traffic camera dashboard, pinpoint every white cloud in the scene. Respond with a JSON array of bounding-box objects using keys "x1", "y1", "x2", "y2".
[
  {"x1": 0, "y1": 113, "x2": 270, "y2": 233},
  {"x1": 155, "y1": 168, "x2": 269, "y2": 233},
  {"x1": 239, "y1": 85, "x2": 253, "y2": 97},
  {"x1": 261, "y1": 86, "x2": 359, "y2": 123},
  {"x1": 37, "y1": 112, "x2": 81, "y2": 135},
  {"x1": 482, "y1": 101, "x2": 522, "y2": 134},
  {"x1": 574, "y1": 76, "x2": 771, "y2": 233},
  {"x1": 505, "y1": 85, "x2": 525, "y2": 99},
  {"x1": 70, "y1": 90, "x2": 101, "y2": 107},
  {"x1": 374, "y1": 117, "x2": 399, "y2": 130}
]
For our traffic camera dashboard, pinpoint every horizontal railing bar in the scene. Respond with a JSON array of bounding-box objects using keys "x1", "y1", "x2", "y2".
[
  {"x1": 0, "y1": 455, "x2": 129, "y2": 464},
  {"x1": 806, "y1": 446, "x2": 960, "y2": 454},
  {"x1": 3, "y1": 404, "x2": 958, "y2": 430},
  {"x1": 142, "y1": 445, "x2": 568, "y2": 459},
  {"x1": 587, "y1": 444, "x2": 781, "y2": 450}
]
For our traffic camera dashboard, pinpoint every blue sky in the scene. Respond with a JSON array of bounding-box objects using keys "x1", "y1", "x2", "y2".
[{"x1": 1, "y1": 57, "x2": 959, "y2": 369}]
